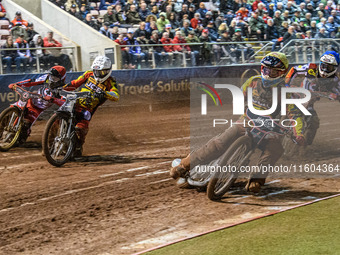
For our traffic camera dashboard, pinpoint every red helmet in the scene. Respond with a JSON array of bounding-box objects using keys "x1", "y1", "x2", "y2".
[{"x1": 48, "y1": 66, "x2": 66, "y2": 89}]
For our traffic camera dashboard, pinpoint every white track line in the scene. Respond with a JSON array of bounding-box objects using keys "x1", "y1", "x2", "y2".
[
  {"x1": 0, "y1": 162, "x2": 171, "y2": 214},
  {"x1": 99, "y1": 161, "x2": 171, "y2": 178}
]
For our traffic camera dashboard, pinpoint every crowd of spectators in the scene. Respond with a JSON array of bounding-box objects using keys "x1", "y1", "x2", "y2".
[
  {"x1": 0, "y1": 4, "x2": 72, "y2": 73},
  {"x1": 50, "y1": 0, "x2": 340, "y2": 68}
]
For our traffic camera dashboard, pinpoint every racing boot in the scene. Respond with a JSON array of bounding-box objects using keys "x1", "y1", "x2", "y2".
[
  {"x1": 73, "y1": 127, "x2": 86, "y2": 158},
  {"x1": 245, "y1": 178, "x2": 266, "y2": 193},
  {"x1": 170, "y1": 154, "x2": 191, "y2": 179}
]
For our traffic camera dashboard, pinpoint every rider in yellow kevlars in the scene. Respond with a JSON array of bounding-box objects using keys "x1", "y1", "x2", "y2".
[
  {"x1": 170, "y1": 52, "x2": 305, "y2": 193},
  {"x1": 63, "y1": 56, "x2": 119, "y2": 156}
]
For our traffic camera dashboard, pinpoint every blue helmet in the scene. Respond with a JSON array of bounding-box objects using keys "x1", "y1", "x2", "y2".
[{"x1": 319, "y1": 51, "x2": 340, "y2": 78}]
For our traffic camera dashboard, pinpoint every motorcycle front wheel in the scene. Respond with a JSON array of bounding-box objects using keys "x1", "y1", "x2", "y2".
[
  {"x1": 0, "y1": 107, "x2": 22, "y2": 152},
  {"x1": 43, "y1": 113, "x2": 75, "y2": 167},
  {"x1": 207, "y1": 135, "x2": 252, "y2": 201}
]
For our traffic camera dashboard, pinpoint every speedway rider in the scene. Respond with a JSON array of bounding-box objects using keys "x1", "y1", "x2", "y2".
[
  {"x1": 8, "y1": 66, "x2": 67, "y2": 143},
  {"x1": 170, "y1": 52, "x2": 305, "y2": 193},
  {"x1": 285, "y1": 51, "x2": 340, "y2": 145},
  {"x1": 63, "y1": 56, "x2": 119, "y2": 157}
]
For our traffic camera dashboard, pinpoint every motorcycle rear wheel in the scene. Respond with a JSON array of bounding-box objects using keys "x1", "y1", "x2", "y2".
[
  {"x1": 43, "y1": 113, "x2": 75, "y2": 167},
  {"x1": 207, "y1": 136, "x2": 252, "y2": 201},
  {"x1": 0, "y1": 107, "x2": 22, "y2": 152}
]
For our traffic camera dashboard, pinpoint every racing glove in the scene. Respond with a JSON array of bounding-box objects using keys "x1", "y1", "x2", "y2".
[
  {"x1": 295, "y1": 136, "x2": 305, "y2": 146},
  {"x1": 328, "y1": 93, "x2": 338, "y2": 101},
  {"x1": 8, "y1": 84, "x2": 16, "y2": 90}
]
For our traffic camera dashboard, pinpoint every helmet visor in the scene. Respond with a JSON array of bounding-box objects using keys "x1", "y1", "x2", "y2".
[
  {"x1": 320, "y1": 62, "x2": 336, "y2": 73},
  {"x1": 261, "y1": 66, "x2": 286, "y2": 79},
  {"x1": 94, "y1": 69, "x2": 110, "y2": 79}
]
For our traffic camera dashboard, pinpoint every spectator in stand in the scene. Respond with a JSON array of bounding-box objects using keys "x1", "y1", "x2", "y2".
[
  {"x1": 165, "y1": 5, "x2": 173, "y2": 19},
  {"x1": 114, "y1": 34, "x2": 130, "y2": 68},
  {"x1": 268, "y1": 3, "x2": 275, "y2": 18},
  {"x1": 169, "y1": 12, "x2": 180, "y2": 29},
  {"x1": 0, "y1": 0, "x2": 7, "y2": 20},
  {"x1": 317, "y1": 17, "x2": 327, "y2": 30},
  {"x1": 136, "y1": 31, "x2": 150, "y2": 67},
  {"x1": 149, "y1": 30, "x2": 168, "y2": 67},
  {"x1": 93, "y1": 15, "x2": 104, "y2": 30},
  {"x1": 299, "y1": 19, "x2": 308, "y2": 34},
  {"x1": 115, "y1": 5, "x2": 126, "y2": 24},
  {"x1": 188, "y1": 4, "x2": 195, "y2": 19},
  {"x1": 139, "y1": 3, "x2": 151, "y2": 21},
  {"x1": 134, "y1": 22, "x2": 151, "y2": 39},
  {"x1": 335, "y1": 27, "x2": 340, "y2": 38},
  {"x1": 326, "y1": 16, "x2": 337, "y2": 37},
  {"x1": 203, "y1": 11, "x2": 214, "y2": 27},
  {"x1": 43, "y1": 31, "x2": 72, "y2": 70},
  {"x1": 52, "y1": 0, "x2": 66, "y2": 10},
  {"x1": 316, "y1": 27, "x2": 329, "y2": 38},
  {"x1": 282, "y1": 25, "x2": 296, "y2": 45},
  {"x1": 282, "y1": 10, "x2": 292, "y2": 25},
  {"x1": 273, "y1": 11, "x2": 283, "y2": 27},
  {"x1": 291, "y1": 9, "x2": 302, "y2": 23},
  {"x1": 316, "y1": 3, "x2": 326, "y2": 17},
  {"x1": 111, "y1": 26, "x2": 119, "y2": 40},
  {"x1": 252, "y1": 0, "x2": 261, "y2": 12},
  {"x1": 99, "y1": 0, "x2": 117, "y2": 10},
  {"x1": 84, "y1": 13, "x2": 97, "y2": 29},
  {"x1": 199, "y1": 29, "x2": 212, "y2": 65},
  {"x1": 172, "y1": 30, "x2": 192, "y2": 66},
  {"x1": 26, "y1": 23, "x2": 38, "y2": 44},
  {"x1": 236, "y1": 6, "x2": 249, "y2": 21},
  {"x1": 197, "y1": 2, "x2": 207, "y2": 19},
  {"x1": 14, "y1": 34, "x2": 31, "y2": 73},
  {"x1": 215, "y1": 13, "x2": 225, "y2": 28},
  {"x1": 76, "y1": 4, "x2": 88, "y2": 21},
  {"x1": 285, "y1": 2, "x2": 296, "y2": 18},
  {"x1": 149, "y1": 21, "x2": 159, "y2": 34},
  {"x1": 64, "y1": 0, "x2": 78, "y2": 11},
  {"x1": 256, "y1": 3, "x2": 267, "y2": 17},
  {"x1": 249, "y1": 11, "x2": 266, "y2": 40},
  {"x1": 163, "y1": 24, "x2": 175, "y2": 38},
  {"x1": 30, "y1": 34, "x2": 53, "y2": 71},
  {"x1": 76, "y1": 0, "x2": 89, "y2": 9},
  {"x1": 157, "y1": 12, "x2": 170, "y2": 31},
  {"x1": 186, "y1": 30, "x2": 200, "y2": 66},
  {"x1": 145, "y1": 14, "x2": 157, "y2": 30},
  {"x1": 279, "y1": 21, "x2": 289, "y2": 36},
  {"x1": 11, "y1": 11, "x2": 28, "y2": 27},
  {"x1": 305, "y1": 30, "x2": 313, "y2": 39},
  {"x1": 11, "y1": 23, "x2": 28, "y2": 41},
  {"x1": 228, "y1": 19, "x2": 237, "y2": 38},
  {"x1": 68, "y1": 4, "x2": 78, "y2": 17},
  {"x1": 310, "y1": 21, "x2": 318, "y2": 37},
  {"x1": 178, "y1": 4, "x2": 189, "y2": 21},
  {"x1": 306, "y1": 3, "x2": 316, "y2": 17},
  {"x1": 330, "y1": 10, "x2": 340, "y2": 24},
  {"x1": 218, "y1": 23, "x2": 229, "y2": 37},
  {"x1": 220, "y1": 30, "x2": 240, "y2": 64},
  {"x1": 126, "y1": 5, "x2": 141, "y2": 24},
  {"x1": 126, "y1": 30, "x2": 146, "y2": 69},
  {"x1": 160, "y1": 31, "x2": 175, "y2": 66},
  {"x1": 2, "y1": 36, "x2": 19, "y2": 73},
  {"x1": 191, "y1": 13, "x2": 201, "y2": 29},
  {"x1": 173, "y1": 0, "x2": 183, "y2": 13},
  {"x1": 100, "y1": 22, "x2": 113, "y2": 39},
  {"x1": 304, "y1": 12, "x2": 312, "y2": 27},
  {"x1": 104, "y1": 6, "x2": 117, "y2": 25},
  {"x1": 300, "y1": 3, "x2": 308, "y2": 16},
  {"x1": 276, "y1": 2, "x2": 284, "y2": 13},
  {"x1": 151, "y1": 5, "x2": 160, "y2": 18},
  {"x1": 124, "y1": 0, "x2": 135, "y2": 12},
  {"x1": 265, "y1": 19, "x2": 279, "y2": 40},
  {"x1": 206, "y1": 21, "x2": 219, "y2": 41},
  {"x1": 181, "y1": 20, "x2": 193, "y2": 36}
]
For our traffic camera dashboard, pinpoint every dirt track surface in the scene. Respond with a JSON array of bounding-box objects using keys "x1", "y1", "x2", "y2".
[{"x1": 0, "y1": 100, "x2": 340, "y2": 255}]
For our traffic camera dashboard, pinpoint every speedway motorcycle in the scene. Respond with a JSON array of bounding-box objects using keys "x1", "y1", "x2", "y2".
[
  {"x1": 42, "y1": 90, "x2": 93, "y2": 167},
  {"x1": 0, "y1": 86, "x2": 42, "y2": 151}
]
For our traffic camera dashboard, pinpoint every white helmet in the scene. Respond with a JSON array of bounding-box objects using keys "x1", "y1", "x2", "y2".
[{"x1": 91, "y1": 56, "x2": 112, "y2": 83}]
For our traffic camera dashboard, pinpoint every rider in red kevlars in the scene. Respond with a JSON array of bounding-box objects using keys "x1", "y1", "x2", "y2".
[{"x1": 8, "y1": 66, "x2": 66, "y2": 143}]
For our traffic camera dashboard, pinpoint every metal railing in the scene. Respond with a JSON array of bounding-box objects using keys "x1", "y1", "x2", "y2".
[
  {"x1": 279, "y1": 38, "x2": 340, "y2": 64},
  {"x1": 114, "y1": 41, "x2": 267, "y2": 69},
  {"x1": 0, "y1": 46, "x2": 81, "y2": 74}
]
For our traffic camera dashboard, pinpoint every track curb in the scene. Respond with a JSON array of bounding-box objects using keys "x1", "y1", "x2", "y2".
[{"x1": 134, "y1": 192, "x2": 340, "y2": 254}]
